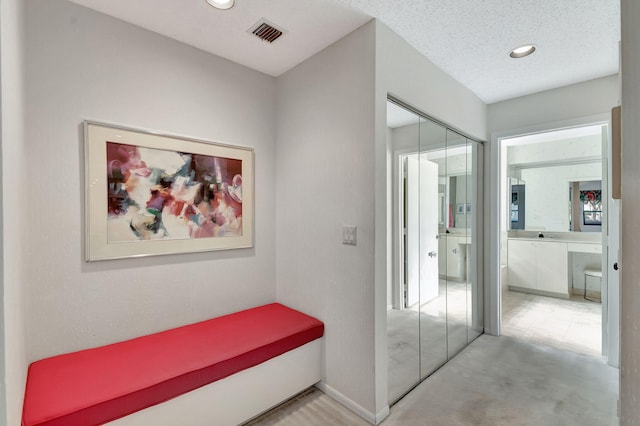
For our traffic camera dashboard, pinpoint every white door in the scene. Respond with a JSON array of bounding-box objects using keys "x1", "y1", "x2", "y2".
[
  {"x1": 604, "y1": 123, "x2": 620, "y2": 367},
  {"x1": 406, "y1": 154, "x2": 439, "y2": 307},
  {"x1": 606, "y1": 198, "x2": 620, "y2": 367}
]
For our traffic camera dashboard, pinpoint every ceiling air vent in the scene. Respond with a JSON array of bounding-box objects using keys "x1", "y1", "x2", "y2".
[{"x1": 249, "y1": 19, "x2": 285, "y2": 44}]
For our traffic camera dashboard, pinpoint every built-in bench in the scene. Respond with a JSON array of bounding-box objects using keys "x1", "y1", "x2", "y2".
[{"x1": 22, "y1": 303, "x2": 324, "y2": 426}]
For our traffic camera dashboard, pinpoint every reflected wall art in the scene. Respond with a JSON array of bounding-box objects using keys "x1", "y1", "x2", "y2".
[{"x1": 85, "y1": 122, "x2": 254, "y2": 261}]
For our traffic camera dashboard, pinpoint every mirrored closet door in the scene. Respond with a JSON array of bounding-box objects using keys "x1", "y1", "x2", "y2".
[{"x1": 387, "y1": 98, "x2": 483, "y2": 404}]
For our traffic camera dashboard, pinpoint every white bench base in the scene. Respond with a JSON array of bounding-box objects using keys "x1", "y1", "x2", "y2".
[{"x1": 107, "y1": 338, "x2": 323, "y2": 426}]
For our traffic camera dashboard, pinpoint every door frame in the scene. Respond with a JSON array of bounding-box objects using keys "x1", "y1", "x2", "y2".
[
  {"x1": 487, "y1": 113, "x2": 619, "y2": 365},
  {"x1": 392, "y1": 149, "x2": 417, "y2": 310}
]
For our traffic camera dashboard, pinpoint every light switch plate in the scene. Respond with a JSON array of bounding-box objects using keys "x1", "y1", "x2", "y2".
[{"x1": 343, "y1": 226, "x2": 357, "y2": 246}]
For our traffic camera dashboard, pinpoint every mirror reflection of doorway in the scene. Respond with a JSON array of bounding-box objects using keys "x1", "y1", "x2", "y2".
[{"x1": 386, "y1": 98, "x2": 484, "y2": 404}]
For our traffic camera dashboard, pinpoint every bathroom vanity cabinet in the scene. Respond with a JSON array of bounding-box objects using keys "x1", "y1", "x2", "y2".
[
  {"x1": 507, "y1": 239, "x2": 569, "y2": 297},
  {"x1": 507, "y1": 236, "x2": 603, "y2": 299}
]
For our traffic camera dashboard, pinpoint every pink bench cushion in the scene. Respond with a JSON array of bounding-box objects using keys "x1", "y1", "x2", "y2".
[{"x1": 22, "y1": 303, "x2": 324, "y2": 426}]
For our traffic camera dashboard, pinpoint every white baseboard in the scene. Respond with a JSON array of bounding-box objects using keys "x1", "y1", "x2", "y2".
[
  {"x1": 315, "y1": 382, "x2": 389, "y2": 425},
  {"x1": 375, "y1": 405, "x2": 390, "y2": 424},
  {"x1": 508, "y1": 285, "x2": 570, "y2": 299}
]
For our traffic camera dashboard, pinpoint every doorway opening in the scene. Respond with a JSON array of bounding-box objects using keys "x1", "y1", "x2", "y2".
[{"x1": 498, "y1": 123, "x2": 617, "y2": 362}]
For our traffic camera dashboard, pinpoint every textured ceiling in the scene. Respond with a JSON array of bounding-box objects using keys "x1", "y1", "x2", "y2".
[
  {"x1": 67, "y1": 0, "x2": 371, "y2": 77},
  {"x1": 68, "y1": 0, "x2": 620, "y2": 104},
  {"x1": 334, "y1": 0, "x2": 620, "y2": 103}
]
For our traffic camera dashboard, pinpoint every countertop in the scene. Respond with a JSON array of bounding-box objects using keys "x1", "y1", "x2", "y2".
[
  {"x1": 507, "y1": 231, "x2": 601, "y2": 244},
  {"x1": 507, "y1": 237, "x2": 602, "y2": 244}
]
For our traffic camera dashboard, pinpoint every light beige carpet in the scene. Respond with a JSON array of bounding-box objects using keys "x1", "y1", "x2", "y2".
[{"x1": 246, "y1": 335, "x2": 618, "y2": 426}]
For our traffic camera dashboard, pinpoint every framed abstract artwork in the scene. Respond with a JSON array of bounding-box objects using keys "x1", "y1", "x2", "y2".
[{"x1": 84, "y1": 121, "x2": 254, "y2": 261}]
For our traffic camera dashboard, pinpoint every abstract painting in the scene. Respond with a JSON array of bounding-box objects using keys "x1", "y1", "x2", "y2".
[{"x1": 85, "y1": 122, "x2": 253, "y2": 261}]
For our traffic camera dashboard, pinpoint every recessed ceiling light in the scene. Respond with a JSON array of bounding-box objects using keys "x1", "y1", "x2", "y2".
[
  {"x1": 206, "y1": 0, "x2": 235, "y2": 10},
  {"x1": 509, "y1": 44, "x2": 536, "y2": 59}
]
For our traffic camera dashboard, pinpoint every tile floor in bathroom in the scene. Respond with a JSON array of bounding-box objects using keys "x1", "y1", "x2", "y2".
[{"x1": 502, "y1": 289, "x2": 602, "y2": 358}]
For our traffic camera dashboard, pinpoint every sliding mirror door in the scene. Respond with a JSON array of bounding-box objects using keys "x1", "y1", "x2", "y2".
[
  {"x1": 387, "y1": 102, "x2": 421, "y2": 403},
  {"x1": 387, "y1": 98, "x2": 483, "y2": 404},
  {"x1": 444, "y1": 130, "x2": 469, "y2": 358},
  {"x1": 418, "y1": 116, "x2": 448, "y2": 379}
]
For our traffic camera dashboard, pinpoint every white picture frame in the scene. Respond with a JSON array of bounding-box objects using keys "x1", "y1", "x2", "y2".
[{"x1": 84, "y1": 121, "x2": 254, "y2": 261}]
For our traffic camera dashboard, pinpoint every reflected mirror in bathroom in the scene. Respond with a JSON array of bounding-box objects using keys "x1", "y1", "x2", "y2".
[
  {"x1": 510, "y1": 183, "x2": 525, "y2": 230},
  {"x1": 505, "y1": 126, "x2": 603, "y2": 233}
]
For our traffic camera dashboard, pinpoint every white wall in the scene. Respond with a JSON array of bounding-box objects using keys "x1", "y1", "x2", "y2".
[
  {"x1": 377, "y1": 33, "x2": 486, "y2": 141},
  {"x1": 23, "y1": 0, "x2": 277, "y2": 363},
  {"x1": 489, "y1": 75, "x2": 619, "y2": 133},
  {"x1": 507, "y1": 134, "x2": 602, "y2": 165},
  {"x1": 276, "y1": 20, "x2": 377, "y2": 421},
  {"x1": 374, "y1": 21, "x2": 486, "y2": 421},
  {"x1": 620, "y1": 0, "x2": 640, "y2": 422},
  {"x1": 1, "y1": 0, "x2": 27, "y2": 424}
]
